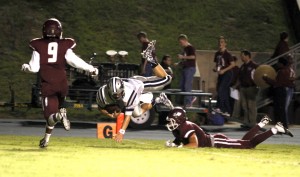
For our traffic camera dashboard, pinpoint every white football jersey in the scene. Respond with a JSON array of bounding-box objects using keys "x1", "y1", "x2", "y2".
[{"x1": 122, "y1": 78, "x2": 144, "y2": 116}]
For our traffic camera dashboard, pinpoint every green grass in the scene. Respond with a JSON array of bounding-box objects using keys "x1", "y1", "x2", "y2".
[
  {"x1": 0, "y1": 0, "x2": 294, "y2": 105},
  {"x1": 0, "y1": 135, "x2": 299, "y2": 177}
]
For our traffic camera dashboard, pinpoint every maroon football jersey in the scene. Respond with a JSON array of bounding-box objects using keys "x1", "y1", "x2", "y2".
[
  {"x1": 29, "y1": 38, "x2": 75, "y2": 96},
  {"x1": 172, "y1": 121, "x2": 212, "y2": 147}
]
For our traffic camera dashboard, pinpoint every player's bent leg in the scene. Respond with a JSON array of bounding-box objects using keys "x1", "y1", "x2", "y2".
[
  {"x1": 242, "y1": 115, "x2": 272, "y2": 140},
  {"x1": 58, "y1": 108, "x2": 71, "y2": 131},
  {"x1": 143, "y1": 75, "x2": 172, "y2": 92},
  {"x1": 46, "y1": 108, "x2": 70, "y2": 131},
  {"x1": 241, "y1": 125, "x2": 260, "y2": 140},
  {"x1": 249, "y1": 129, "x2": 274, "y2": 148},
  {"x1": 152, "y1": 64, "x2": 168, "y2": 78},
  {"x1": 155, "y1": 92, "x2": 174, "y2": 109}
]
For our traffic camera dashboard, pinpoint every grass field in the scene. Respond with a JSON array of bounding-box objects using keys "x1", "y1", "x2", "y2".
[{"x1": 0, "y1": 135, "x2": 299, "y2": 177}]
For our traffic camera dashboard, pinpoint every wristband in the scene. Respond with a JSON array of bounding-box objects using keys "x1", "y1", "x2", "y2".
[{"x1": 119, "y1": 129, "x2": 125, "y2": 135}]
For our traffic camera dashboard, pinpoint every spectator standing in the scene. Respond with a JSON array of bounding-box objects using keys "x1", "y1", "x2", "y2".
[
  {"x1": 263, "y1": 58, "x2": 296, "y2": 128},
  {"x1": 271, "y1": 32, "x2": 289, "y2": 59},
  {"x1": 177, "y1": 34, "x2": 197, "y2": 107},
  {"x1": 239, "y1": 50, "x2": 259, "y2": 128},
  {"x1": 230, "y1": 56, "x2": 241, "y2": 118},
  {"x1": 160, "y1": 55, "x2": 174, "y2": 89},
  {"x1": 158, "y1": 55, "x2": 174, "y2": 125},
  {"x1": 213, "y1": 36, "x2": 235, "y2": 116},
  {"x1": 137, "y1": 31, "x2": 156, "y2": 76}
]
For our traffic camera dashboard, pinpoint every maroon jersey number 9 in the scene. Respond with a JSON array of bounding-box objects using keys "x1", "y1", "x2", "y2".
[{"x1": 48, "y1": 42, "x2": 58, "y2": 63}]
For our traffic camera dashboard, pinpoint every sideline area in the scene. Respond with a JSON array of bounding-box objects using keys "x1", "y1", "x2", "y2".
[{"x1": 0, "y1": 119, "x2": 299, "y2": 145}]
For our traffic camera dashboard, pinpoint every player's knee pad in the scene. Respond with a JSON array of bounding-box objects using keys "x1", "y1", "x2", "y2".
[
  {"x1": 132, "y1": 105, "x2": 143, "y2": 117},
  {"x1": 46, "y1": 125, "x2": 54, "y2": 130},
  {"x1": 47, "y1": 114, "x2": 58, "y2": 126}
]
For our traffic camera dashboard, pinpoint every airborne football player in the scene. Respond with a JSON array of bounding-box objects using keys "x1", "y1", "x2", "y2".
[
  {"x1": 96, "y1": 40, "x2": 174, "y2": 143},
  {"x1": 21, "y1": 18, "x2": 98, "y2": 148}
]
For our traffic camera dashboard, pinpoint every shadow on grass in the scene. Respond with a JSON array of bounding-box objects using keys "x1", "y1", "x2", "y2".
[
  {"x1": 86, "y1": 145, "x2": 161, "y2": 151},
  {"x1": 1, "y1": 148, "x2": 48, "y2": 152}
]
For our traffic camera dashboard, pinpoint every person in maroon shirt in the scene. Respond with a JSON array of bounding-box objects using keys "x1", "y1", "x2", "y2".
[
  {"x1": 271, "y1": 32, "x2": 289, "y2": 59},
  {"x1": 165, "y1": 107, "x2": 293, "y2": 148},
  {"x1": 176, "y1": 34, "x2": 197, "y2": 107},
  {"x1": 21, "y1": 18, "x2": 98, "y2": 148},
  {"x1": 263, "y1": 57, "x2": 295, "y2": 128},
  {"x1": 213, "y1": 36, "x2": 235, "y2": 117}
]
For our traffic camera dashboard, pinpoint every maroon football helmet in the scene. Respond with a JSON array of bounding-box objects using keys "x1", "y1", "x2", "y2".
[
  {"x1": 42, "y1": 18, "x2": 62, "y2": 39},
  {"x1": 166, "y1": 107, "x2": 187, "y2": 131}
]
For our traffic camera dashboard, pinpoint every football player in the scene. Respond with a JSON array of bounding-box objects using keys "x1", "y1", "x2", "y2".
[
  {"x1": 21, "y1": 18, "x2": 98, "y2": 148},
  {"x1": 96, "y1": 40, "x2": 174, "y2": 143},
  {"x1": 165, "y1": 107, "x2": 293, "y2": 148}
]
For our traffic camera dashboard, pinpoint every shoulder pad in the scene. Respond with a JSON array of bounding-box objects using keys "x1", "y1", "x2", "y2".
[
  {"x1": 64, "y1": 38, "x2": 76, "y2": 49},
  {"x1": 29, "y1": 38, "x2": 42, "y2": 50}
]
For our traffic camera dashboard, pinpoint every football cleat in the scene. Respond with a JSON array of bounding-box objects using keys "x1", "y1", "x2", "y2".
[
  {"x1": 39, "y1": 138, "x2": 49, "y2": 148},
  {"x1": 275, "y1": 122, "x2": 293, "y2": 137},
  {"x1": 260, "y1": 115, "x2": 272, "y2": 125},
  {"x1": 57, "y1": 108, "x2": 70, "y2": 131},
  {"x1": 141, "y1": 40, "x2": 157, "y2": 64},
  {"x1": 155, "y1": 92, "x2": 174, "y2": 109}
]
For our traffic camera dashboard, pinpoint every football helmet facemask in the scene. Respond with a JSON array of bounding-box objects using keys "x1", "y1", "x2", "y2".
[
  {"x1": 42, "y1": 18, "x2": 62, "y2": 39},
  {"x1": 166, "y1": 107, "x2": 187, "y2": 131},
  {"x1": 107, "y1": 77, "x2": 125, "y2": 100}
]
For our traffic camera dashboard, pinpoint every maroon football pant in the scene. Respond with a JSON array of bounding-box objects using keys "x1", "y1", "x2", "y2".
[
  {"x1": 41, "y1": 82, "x2": 68, "y2": 119},
  {"x1": 213, "y1": 125, "x2": 274, "y2": 149}
]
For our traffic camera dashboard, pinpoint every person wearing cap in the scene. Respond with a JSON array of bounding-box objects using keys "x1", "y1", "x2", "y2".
[
  {"x1": 263, "y1": 57, "x2": 295, "y2": 128},
  {"x1": 176, "y1": 34, "x2": 197, "y2": 107},
  {"x1": 137, "y1": 31, "x2": 156, "y2": 76}
]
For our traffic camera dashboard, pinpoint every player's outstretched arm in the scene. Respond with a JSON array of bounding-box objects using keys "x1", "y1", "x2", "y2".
[
  {"x1": 114, "y1": 115, "x2": 131, "y2": 143},
  {"x1": 65, "y1": 49, "x2": 98, "y2": 75},
  {"x1": 21, "y1": 51, "x2": 40, "y2": 73},
  {"x1": 98, "y1": 107, "x2": 116, "y2": 119}
]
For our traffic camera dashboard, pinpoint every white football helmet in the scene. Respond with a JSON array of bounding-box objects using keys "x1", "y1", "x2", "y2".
[{"x1": 107, "y1": 77, "x2": 124, "y2": 100}]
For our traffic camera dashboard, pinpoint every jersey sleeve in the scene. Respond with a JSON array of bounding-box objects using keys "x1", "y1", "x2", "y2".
[
  {"x1": 29, "y1": 38, "x2": 40, "y2": 51},
  {"x1": 65, "y1": 38, "x2": 76, "y2": 49},
  {"x1": 65, "y1": 49, "x2": 95, "y2": 72},
  {"x1": 96, "y1": 86, "x2": 108, "y2": 109},
  {"x1": 25, "y1": 39, "x2": 41, "y2": 73},
  {"x1": 179, "y1": 123, "x2": 195, "y2": 139}
]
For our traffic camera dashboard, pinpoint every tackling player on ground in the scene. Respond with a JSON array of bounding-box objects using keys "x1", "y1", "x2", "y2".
[
  {"x1": 165, "y1": 107, "x2": 293, "y2": 148},
  {"x1": 96, "y1": 40, "x2": 174, "y2": 143},
  {"x1": 21, "y1": 18, "x2": 98, "y2": 148}
]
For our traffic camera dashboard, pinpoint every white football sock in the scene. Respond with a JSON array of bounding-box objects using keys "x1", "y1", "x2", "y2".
[
  {"x1": 258, "y1": 122, "x2": 265, "y2": 128},
  {"x1": 44, "y1": 133, "x2": 51, "y2": 142},
  {"x1": 271, "y1": 127, "x2": 278, "y2": 135}
]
